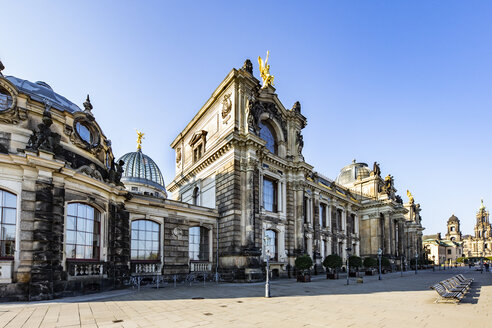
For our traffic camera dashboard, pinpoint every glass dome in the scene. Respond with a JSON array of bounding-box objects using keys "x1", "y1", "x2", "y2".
[
  {"x1": 118, "y1": 150, "x2": 166, "y2": 194},
  {"x1": 335, "y1": 161, "x2": 371, "y2": 186}
]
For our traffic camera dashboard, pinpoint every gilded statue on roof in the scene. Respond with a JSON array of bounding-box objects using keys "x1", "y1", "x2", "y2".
[{"x1": 258, "y1": 51, "x2": 274, "y2": 88}]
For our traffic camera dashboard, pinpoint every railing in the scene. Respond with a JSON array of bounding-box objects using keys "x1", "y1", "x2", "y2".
[
  {"x1": 131, "y1": 262, "x2": 162, "y2": 275},
  {"x1": 67, "y1": 261, "x2": 105, "y2": 278},
  {"x1": 190, "y1": 261, "x2": 212, "y2": 272}
]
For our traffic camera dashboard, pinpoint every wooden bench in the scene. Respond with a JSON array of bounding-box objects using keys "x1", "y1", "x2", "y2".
[{"x1": 430, "y1": 283, "x2": 463, "y2": 304}]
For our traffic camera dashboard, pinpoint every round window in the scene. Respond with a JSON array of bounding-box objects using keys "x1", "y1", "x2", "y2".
[
  {"x1": 75, "y1": 122, "x2": 93, "y2": 144},
  {"x1": 0, "y1": 87, "x2": 13, "y2": 111}
]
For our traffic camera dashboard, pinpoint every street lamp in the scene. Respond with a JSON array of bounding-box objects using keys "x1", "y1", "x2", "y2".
[
  {"x1": 377, "y1": 248, "x2": 383, "y2": 280},
  {"x1": 263, "y1": 235, "x2": 271, "y2": 298},
  {"x1": 346, "y1": 247, "x2": 352, "y2": 285},
  {"x1": 415, "y1": 252, "x2": 418, "y2": 275}
]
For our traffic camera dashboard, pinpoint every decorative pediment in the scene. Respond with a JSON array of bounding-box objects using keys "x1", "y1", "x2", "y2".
[{"x1": 189, "y1": 130, "x2": 207, "y2": 146}]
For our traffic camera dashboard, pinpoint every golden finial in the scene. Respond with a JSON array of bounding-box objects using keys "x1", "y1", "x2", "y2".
[
  {"x1": 258, "y1": 51, "x2": 274, "y2": 88},
  {"x1": 136, "y1": 130, "x2": 145, "y2": 151},
  {"x1": 407, "y1": 190, "x2": 414, "y2": 204}
]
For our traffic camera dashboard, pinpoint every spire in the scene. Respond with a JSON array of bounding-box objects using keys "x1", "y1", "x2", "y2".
[{"x1": 136, "y1": 130, "x2": 145, "y2": 151}]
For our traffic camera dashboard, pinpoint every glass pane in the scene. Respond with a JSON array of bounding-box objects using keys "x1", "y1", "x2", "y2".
[
  {"x1": 86, "y1": 207, "x2": 94, "y2": 220},
  {"x1": 3, "y1": 192, "x2": 16, "y2": 208},
  {"x1": 4, "y1": 240, "x2": 15, "y2": 256},
  {"x1": 86, "y1": 232, "x2": 94, "y2": 245},
  {"x1": 131, "y1": 230, "x2": 138, "y2": 240},
  {"x1": 67, "y1": 203, "x2": 77, "y2": 216},
  {"x1": 152, "y1": 231, "x2": 159, "y2": 241},
  {"x1": 259, "y1": 122, "x2": 276, "y2": 153},
  {"x1": 67, "y1": 216, "x2": 76, "y2": 230},
  {"x1": 146, "y1": 231, "x2": 152, "y2": 240},
  {"x1": 131, "y1": 221, "x2": 138, "y2": 230},
  {"x1": 2, "y1": 225, "x2": 15, "y2": 240},
  {"x1": 85, "y1": 246, "x2": 93, "y2": 259},
  {"x1": 86, "y1": 220, "x2": 94, "y2": 233},
  {"x1": 94, "y1": 210, "x2": 100, "y2": 222},
  {"x1": 3, "y1": 208, "x2": 16, "y2": 224},
  {"x1": 66, "y1": 230, "x2": 76, "y2": 244},
  {"x1": 131, "y1": 249, "x2": 137, "y2": 259},
  {"x1": 76, "y1": 122, "x2": 92, "y2": 143},
  {"x1": 77, "y1": 231, "x2": 85, "y2": 245},
  {"x1": 77, "y1": 204, "x2": 87, "y2": 218},
  {"x1": 152, "y1": 241, "x2": 159, "y2": 252},
  {"x1": 76, "y1": 246, "x2": 85, "y2": 258},
  {"x1": 66, "y1": 244, "x2": 75, "y2": 258}
]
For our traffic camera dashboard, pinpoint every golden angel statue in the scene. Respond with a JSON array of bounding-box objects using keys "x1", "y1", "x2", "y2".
[
  {"x1": 136, "y1": 130, "x2": 145, "y2": 151},
  {"x1": 407, "y1": 190, "x2": 414, "y2": 204},
  {"x1": 258, "y1": 51, "x2": 274, "y2": 88}
]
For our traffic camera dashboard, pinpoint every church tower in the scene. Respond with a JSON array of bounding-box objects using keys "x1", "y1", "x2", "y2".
[
  {"x1": 474, "y1": 199, "x2": 491, "y2": 240},
  {"x1": 446, "y1": 214, "x2": 462, "y2": 241}
]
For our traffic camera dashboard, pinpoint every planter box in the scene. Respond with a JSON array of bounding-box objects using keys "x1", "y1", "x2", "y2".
[
  {"x1": 297, "y1": 275, "x2": 311, "y2": 282},
  {"x1": 327, "y1": 273, "x2": 339, "y2": 279}
]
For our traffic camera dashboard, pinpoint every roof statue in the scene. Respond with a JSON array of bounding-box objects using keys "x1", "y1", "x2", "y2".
[
  {"x1": 258, "y1": 51, "x2": 274, "y2": 88},
  {"x1": 480, "y1": 198, "x2": 486, "y2": 210},
  {"x1": 83, "y1": 94, "x2": 93, "y2": 114},
  {"x1": 136, "y1": 130, "x2": 145, "y2": 151},
  {"x1": 0, "y1": 60, "x2": 4, "y2": 77},
  {"x1": 407, "y1": 190, "x2": 414, "y2": 204}
]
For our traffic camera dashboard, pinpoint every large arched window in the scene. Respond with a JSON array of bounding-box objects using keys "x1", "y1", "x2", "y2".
[
  {"x1": 192, "y1": 187, "x2": 199, "y2": 206},
  {"x1": 0, "y1": 189, "x2": 16, "y2": 258},
  {"x1": 189, "y1": 226, "x2": 210, "y2": 261},
  {"x1": 259, "y1": 121, "x2": 277, "y2": 154},
  {"x1": 66, "y1": 203, "x2": 101, "y2": 260},
  {"x1": 131, "y1": 220, "x2": 160, "y2": 260},
  {"x1": 265, "y1": 229, "x2": 277, "y2": 261}
]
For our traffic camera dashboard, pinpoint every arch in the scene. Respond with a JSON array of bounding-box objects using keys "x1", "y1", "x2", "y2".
[
  {"x1": 0, "y1": 188, "x2": 17, "y2": 258},
  {"x1": 131, "y1": 219, "x2": 160, "y2": 260},
  {"x1": 192, "y1": 186, "x2": 200, "y2": 205},
  {"x1": 258, "y1": 113, "x2": 286, "y2": 156},
  {"x1": 65, "y1": 202, "x2": 101, "y2": 260}
]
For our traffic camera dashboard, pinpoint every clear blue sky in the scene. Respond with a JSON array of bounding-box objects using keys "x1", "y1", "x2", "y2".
[{"x1": 1, "y1": 1, "x2": 491, "y2": 236}]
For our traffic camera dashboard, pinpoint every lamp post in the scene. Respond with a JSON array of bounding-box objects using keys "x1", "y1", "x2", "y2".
[
  {"x1": 377, "y1": 248, "x2": 382, "y2": 280},
  {"x1": 400, "y1": 254, "x2": 404, "y2": 277},
  {"x1": 415, "y1": 252, "x2": 418, "y2": 275},
  {"x1": 264, "y1": 235, "x2": 271, "y2": 298},
  {"x1": 432, "y1": 255, "x2": 435, "y2": 272},
  {"x1": 346, "y1": 247, "x2": 352, "y2": 285}
]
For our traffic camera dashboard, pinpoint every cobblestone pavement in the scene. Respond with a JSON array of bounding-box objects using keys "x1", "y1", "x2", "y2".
[{"x1": 0, "y1": 267, "x2": 491, "y2": 328}]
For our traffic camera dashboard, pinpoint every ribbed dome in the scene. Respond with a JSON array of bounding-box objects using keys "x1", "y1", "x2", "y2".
[
  {"x1": 448, "y1": 214, "x2": 459, "y2": 223},
  {"x1": 335, "y1": 161, "x2": 371, "y2": 186},
  {"x1": 118, "y1": 150, "x2": 166, "y2": 193}
]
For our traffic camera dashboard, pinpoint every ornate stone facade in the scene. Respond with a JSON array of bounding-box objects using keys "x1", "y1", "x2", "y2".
[
  {"x1": 168, "y1": 60, "x2": 425, "y2": 279},
  {"x1": 462, "y1": 200, "x2": 492, "y2": 258}
]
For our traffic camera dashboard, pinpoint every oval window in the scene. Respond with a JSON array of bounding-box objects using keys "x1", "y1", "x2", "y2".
[
  {"x1": 0, "y1": 87, "x2": 13, "y2": 111},
  {"x1": 75, "y1": 122, "x2": 92, "y2": 144}
]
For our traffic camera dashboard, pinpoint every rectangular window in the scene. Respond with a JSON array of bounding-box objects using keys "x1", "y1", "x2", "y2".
[
  {"x1": 447, "y1": 249, "x2": 451, "y2": 255},
  {"x1": 263, "y1": 177, "x2": 277, "y2": 212},
  {"x1": 320, "y1": 204, "x2": 327, "y2": 228}
]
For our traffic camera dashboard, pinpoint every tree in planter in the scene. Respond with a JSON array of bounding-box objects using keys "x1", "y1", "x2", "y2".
[
  {"x1": 323, "y1": 254, "x2": 343, "y2": 279},
  {"x1": 381, "y1": 257, "x2": 391, "y2": 273},
  {"x1": 363, "y1": 257, "x2": 378, "y2": 275},
  {"x1": 295, "y1": 255, "x2": 313, "y2": 282},
  {"x1": 348, "y1": 255, "x2": 362, "y2": 277}
]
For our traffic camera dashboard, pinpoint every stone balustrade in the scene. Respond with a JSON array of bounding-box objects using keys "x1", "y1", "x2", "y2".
[
  {"x1": 190, "y1": 261, "x2": 212, "y2": 272},
  {"x1": 132, "y1": 262, "x2": 161, "y2": 275},
  {"x1": 67, "y1": 261, "x2": 105, "y2": 278}
]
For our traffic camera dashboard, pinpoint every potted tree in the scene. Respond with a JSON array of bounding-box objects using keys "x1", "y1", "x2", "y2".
[
  {"x1": 363, "y1": 257, "x2": 377, "y2": 275},
  {"x1": 323, "y1": 254, "x2": 342, "y2": 279},
  {"x1": 295, "y1": 255, "x2": 313, "y2": 282},
  {"x1": 348, "y1": 255, "x2": 362, "y2": 277},
  {"x1": 381, "y1": 257, "x2": 391, "y2": 273}
]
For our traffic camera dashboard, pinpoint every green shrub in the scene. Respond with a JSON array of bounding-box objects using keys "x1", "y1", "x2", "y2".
[
  {"x1": 348, "y1": 255, "x2": 362, "y2": 268},
  {"x1": 381, "y1": 257, "x2": 391, "y2": 268},
  {"x1": 363, "y1": 257, "x2": 377, "y2": 268},
  {"x1": 295, "y1": 255, "x2": 313, "y2": 271},
  {"x1": 323, "y1": 254, "x2": 343, "y2": 271}
]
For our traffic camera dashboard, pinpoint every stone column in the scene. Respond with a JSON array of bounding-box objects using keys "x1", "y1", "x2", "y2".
[
  {"x1": 295, "y1": 186, "x2": 304, "y2": 251},
  {"x1": 327, "y1": 203, "x2": 332, "y2": 230},
  {"x1": 383, "y1": 212, "x2": 391, "y2": 255},
  {"x1": 245, "y1": 160, "x2": 256, "y2": 246},
  {"x1": 342, "y1": 209, "x2": 347, "y2": 232}
]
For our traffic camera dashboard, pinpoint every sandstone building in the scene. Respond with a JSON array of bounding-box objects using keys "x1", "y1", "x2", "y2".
[
  {"x1": 462, "y1": 200, "x2": 492, "y2": 258},
  {"x1": 0, "y1": 58, "x2": 424, "y2": 300},
  {"x1": 423, "y1": 215, "x2": 464, "y2": 266}
]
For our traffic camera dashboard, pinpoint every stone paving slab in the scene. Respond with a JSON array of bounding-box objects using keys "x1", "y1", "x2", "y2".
[{"x1": 0, "y1": 267, "x2": 491, "y2": 328}]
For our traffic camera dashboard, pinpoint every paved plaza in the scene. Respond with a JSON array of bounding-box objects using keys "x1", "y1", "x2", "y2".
[{"x1": 0, "y1": 267, "x2": 491, "y2": 328}]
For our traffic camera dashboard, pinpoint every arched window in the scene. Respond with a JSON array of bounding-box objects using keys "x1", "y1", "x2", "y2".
[
  {"x1": 189, "y1": 226, "x2": 210, "y2": 261},
  {"x1": 450, "y1": 226, "x2": 455, "y2": 232},
  {"x1": 265, "y1": 229, "x2": 277, "y2": 261},
  {"x1": 192, "y1": 187, "x2": 199, "y2": 205},
  {"x1": 131, "y1": 220, "x2": 160, "y2": 260},
  {"x1": 0, "y1": 189, "x2": 16, "y2": 258},
  {"x1": 66, "y1": 203, "x2": 100, "y2": 260},
  {"x1": 259, "y1": 121, "x2": 277, "y2": 154}
]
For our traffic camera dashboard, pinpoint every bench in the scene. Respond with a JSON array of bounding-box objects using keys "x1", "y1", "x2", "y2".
[{"x1": 430, "y1": 283, "x2": 463, "y2": 304}]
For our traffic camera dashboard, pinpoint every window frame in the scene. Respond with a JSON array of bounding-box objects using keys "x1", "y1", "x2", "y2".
[
  {"x1": 0, "y1": 189, "x2": 17, "y2": 260},
  {"x1": 189, "y1": 226, "x2": 210, "y2": 262},
  {"x1": 263, "y1": 176, "x2": 278, "y2": 213},
  {"x1": 259, "y1": 121, "x2": 277, "y2": 154},
  {"x1": 130, "y1": 219, "x2": 161, "y2": 262},
  {"x1": 65, "y1": 202, "x2": 101, "y2": 261},
  {"x1": 265, "y1": 229, "x2": 277, "y2": 261}
]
